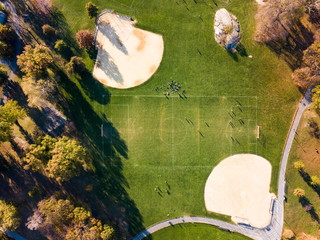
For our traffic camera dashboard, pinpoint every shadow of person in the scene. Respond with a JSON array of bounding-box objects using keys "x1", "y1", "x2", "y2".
[{"x1": 236, "y1": 44, "x2": 248, "y2": 57}]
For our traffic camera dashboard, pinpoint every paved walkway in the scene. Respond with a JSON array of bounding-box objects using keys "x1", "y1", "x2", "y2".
[{"x1": 133, "y1": 89, "x2": 312, "y2": 240}]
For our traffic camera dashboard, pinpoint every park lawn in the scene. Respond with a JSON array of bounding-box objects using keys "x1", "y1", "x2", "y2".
[
  {"x1": 284, "y1": 109, "x2": 320, "y2": 237},
  {"x1": 151, "y1": 223, "x2": 250, "y2": 240},
  {"x1": 54, "y1": 0, "x2": 300, "y2": 237}
]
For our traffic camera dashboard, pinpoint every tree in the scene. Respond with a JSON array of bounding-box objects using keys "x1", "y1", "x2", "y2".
[
  {"x1": 66, "y1": 56, "x2": 86, "y2": 74},
  {"x1": 254, "y1": 0, "x2": 304, "y2": 43},
  {"x1": 293, "y1": 188, "x2": 305, "y2": 197},
  {"x1": 312, "y1": 85, "x2": 320, "y2": 111},
  {"x1": 0, "y1": 25, "x2": 15, "y2": 58},
  {"x1": 291, "y1": 41, "x2": 320, "y2": 89},
  {"x1": 23, "y1": 135, "x2": 57, "y2": 171},
  {"x1": 293, "y1": 160, "x2": 305, "y2": 171},
  {"x1": 46, "y1": 136, "x2": 90, "y2": 181},
  {"x1": 310, "y1": 175, "x2": 320, "y2": 186},
  {"x1": 37, "y1": 197, "x2": 114, "y2": 240},
  {"x1": 0, "y1": 200, "x2": 20, "y2": 231},
  {"x1": 42, "y1": 24, "x2": 56, "y2": 38},
  {"x1": 303, "y1": 41, "x2": 320, "y2": 73},
  {"x1": 54, "y1": 39, "x2": 68, "y2": 52},
  {"x1": 0, "y1": 66, "x2": 8, "y2": 85},
  {"x1": 0, "y1": 100, "x2": 26, "y2": 142},
  {"x1": 23, "y1": 135, "x2": 91, "y2": 182},
  {"x1": 17, "y1": 45, "x2": 53, "y2": 77},
  {"x1": 38, "y1": 197, "x2": 74, "y2": 228},
  {"x1": 281, "y1": 228, "x2": 295, "y2": 240},
  {"x1": 76, "y1": 30, "x2": 94, "y2": 50},
  {"x1": 85, "y1": 2, "x2": 99, "y2": 19}
]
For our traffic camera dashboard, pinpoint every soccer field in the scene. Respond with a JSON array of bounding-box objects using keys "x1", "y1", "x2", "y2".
[{"x1": 101, "y1": 95, "x2": 258, "y2": 167}]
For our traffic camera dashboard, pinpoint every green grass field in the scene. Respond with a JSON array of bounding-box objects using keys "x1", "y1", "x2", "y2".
[
  {"x1": 53, "y1": 0, "x2": 300, "y2": 238},
  {"x1": 285, "y1": 110, "x2": 320, "y2": 237},
  {"x1": 152, "y1": 223, "x2": 250, "y2": 240}
]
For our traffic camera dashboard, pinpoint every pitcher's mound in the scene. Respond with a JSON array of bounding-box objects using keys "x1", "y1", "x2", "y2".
[
  {"x1": 204, "y1": 154, "x2": 275, "y2": 228},
  {"x1": 93, "y1": 11, "x2": 164, "y2": 89}
]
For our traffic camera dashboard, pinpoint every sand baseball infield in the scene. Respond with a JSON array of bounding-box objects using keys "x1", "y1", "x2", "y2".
[
  {"x1": 204, "y1": 154, "x2": 275, "y2": 228},
  {"x1": 93, "y1": 12, "x2": 164, "y2": 89}
]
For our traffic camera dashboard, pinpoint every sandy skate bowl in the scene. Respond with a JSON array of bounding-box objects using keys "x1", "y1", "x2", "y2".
[
  {"x1": 204, "y1": 154, "x2": 275, "y2": 228},
  {"x1": 93, "y1": 11, "x2": 164, "y2": 89}
]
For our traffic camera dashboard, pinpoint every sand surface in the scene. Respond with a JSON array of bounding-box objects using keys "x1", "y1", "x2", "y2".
[
  {"x1": 93, "y1": 12, "x2": 164, "y2": 89},
  {"x1": 204, "y1": 154, "x2": 275, "y2": 228}
]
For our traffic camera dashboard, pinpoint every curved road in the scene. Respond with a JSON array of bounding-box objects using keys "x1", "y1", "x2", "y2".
[{"x1": 133, "y1": 89, "x2": 312, "y2": 240}]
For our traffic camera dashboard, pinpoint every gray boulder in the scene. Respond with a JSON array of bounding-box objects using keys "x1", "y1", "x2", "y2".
[{"x1": 214, "y1": 8, "x2": 241, "y2": 50}]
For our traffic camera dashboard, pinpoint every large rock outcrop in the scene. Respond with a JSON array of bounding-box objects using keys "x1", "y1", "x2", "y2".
[{"x1": 214, "y1": 8, "x2": 241, "y2": 50}]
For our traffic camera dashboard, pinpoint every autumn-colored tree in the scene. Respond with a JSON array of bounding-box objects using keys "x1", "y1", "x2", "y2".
[
  {"x1": 17, "y1": 45, "x2": 53, "y2": 77},
  {"x1": 312, "y1": 85, "x2": 320, "y2": 111},
  {"x1": 0, "y1": 25, "x2": 15, "y2": 58},
  {"x1": 293, "y1": 41, "x2": 320, "y2": 89},
  {"x1": 303, "y1": 41, "x2": 320, "y2": 73},
  {"x1": 293, "y1": 160, "x2": 305, "y2": 171},
  {"x1": 23, "y1": 135, "x2": 57, "y2": 171},
  {"x1": 76, "y1": 30, "x2": 94, "y2": 50},
  {"x1": 46, "y1": 136, "x2": 90, "y2": 181},
  {"x1": 42, "y1": 24, "x2": 56, "y2": 38},
  {"x1": 38, "y1": 197, "x2": 74, "y2": 228},
  {"x1": 254, "y1": 0, "x2": 304, "y2": 43},
  {"x1": 54, "y1": 39, "x2": 68, "y2": 52},
  {"x1": 85, "y1": 2, "x2": 99, "y2": 19},
  {"x1": 310, "y1": 175, "x2": 320, "y2": 186},
  {"x1": 66, "y1": 56, "x2": 86, "y2": 74},
  {"x1": 23, "y1": 135, "x2": 91, "y2": 182},
  {"x1": 293, "y1": 188, "x2": 305, "y2": 197},
  {"x1": 66, "y1": 218, "x2": 114, "y2": 240},
  {"x1": 37, "y1": 197, "x2": 114, "y2": 240},
  {"x1": 0, "y1": 200, "x2": 20, "y2": 231},
  {"x1": 0, "y1": 25, "x2": 15, "y2": 43},
  {"x1": 0, "y1": 66, "x2": 8, "y2": 85},
  {"x1": 281, "y1": 228, "x2": 295, "y2": 240},
  {"x1": 0, "y1": 100, "x2": 26, "y2": 142}
]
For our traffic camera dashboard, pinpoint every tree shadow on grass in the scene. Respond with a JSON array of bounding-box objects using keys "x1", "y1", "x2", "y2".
[
  {"x1": 265, "y1": 21, "x2": 314, "y2": 70},
  {"x1": 77, "y1": 70, "x2": 111, "y2": 105},
  {"x1": 56, "y1": 69, "x2": 147, "y2": 238},
  {"x1": 298, "y1": 196, "x2": 320, "y2": 223},
  {"x1": 299, "y1": 170, "x2": 320, "y2": 198}
]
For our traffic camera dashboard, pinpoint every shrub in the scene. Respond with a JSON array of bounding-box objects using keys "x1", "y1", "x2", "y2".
[
  {"x1": 76, "y1": 30, "x2": 94, "y2": 50},
  {"x1": 281, "y1": 228, "x2": 295, "y2": 240},
  {"x1": 17, "y1": 45, "x2": 53, "y2": 77},
  {"x1": 0, "y1": 200, "x2": 20, "y2": 231},
  {"x1": 85, "y1": 2, "x2": 99, "y2": 19},
  {"x1": 66, "y1": 56, "x2": 86, "y2": 74},
  {"x1": 54, "y1": 39, "x2": 68, "y2": 52},
  {"x1": 0, "y1": 66, "x2": 8, "y2": 85},
  {"x1": 293, "y1": 188, "x2": 305, "y2": 197},
  {"x1": 42, "y1": 24, "x2": 56, "y2": 37}
]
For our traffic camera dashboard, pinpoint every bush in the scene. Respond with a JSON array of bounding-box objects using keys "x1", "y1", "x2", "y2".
[
  {"x1": 85, "y1": 2, "x2": 99, "y2": 19},
  {"x1": 54, "y1": 39, "x2": 68, "y2": 52},
  {"x1": 76, "y1": 30, "x2": 94, "y2": 50},
  {"x1": 281, "y1": 228, "x2": 295, "y2": 240},
  {"x1": 0, "y1": 200, "x2": 20, "y2": 231},
  {"x1": 17, "y1": 45, "x2": 53, "y2": 77},
  {"x1": 66, "y1": 56, "x2": 86, "y2": 74},
  {"x1": 0, "y1": 66, "x2": 8, "y2": 85},
  {"x1": 0, "y1": 25, "x2": 15, "y2": 58},
  {"x1": 42, "y1": 24, "x2": 56, "y2": 38}
]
